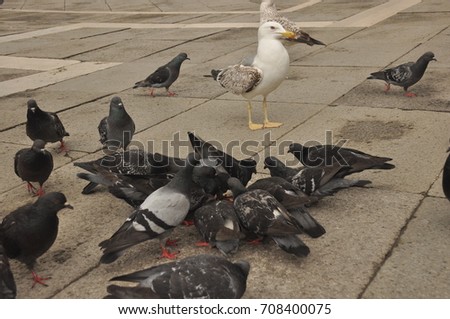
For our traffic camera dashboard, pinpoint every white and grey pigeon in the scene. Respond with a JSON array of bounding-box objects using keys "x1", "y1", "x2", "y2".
[
  {"x1": 98, "y1": 96, "x2": 135, "y2": 152},
  {"x1": 133, "y1": 52, "x2": 190, "y2": 97},
  {"x1": 260, "y1": 0, "x2": 325, "y2": 46},
  {"x1": 26, "y1": 99, "x2": 70, "y2": 153},
  {"x1": 99, "y1": 153, "x2": 199, "y2": 263},
  {"x1": 105, "y1": 254, "x2": 250, "y2": 299},
  {"x1": 367, "y1": 51, "x2": 436, "y2": 97},
  {"x1": 228, "y1": 177, "x2": 310, "y2": 257},
  {"x1": 211, "y1": 22, "x2": 295, "y2": 130}
]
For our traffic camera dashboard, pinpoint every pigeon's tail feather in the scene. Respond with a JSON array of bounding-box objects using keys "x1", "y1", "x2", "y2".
[
  {"x1": 82, "y1": 181, "x2": 99, "y2": 194},
  {"x1": 77, "y1": 172, "x2": 114, "y2": 188},
  {"x1": 316, "y1": 178, "x2": 372, "y2": 196},
  {"x1": 367, "y1": 71, "x2": 386, "y2": 80},
  {"x1": 99, "y1": 230, "x2": 152, "y2": 264},
  {"x1": 272, "y1": 235, "x2": 310, "y2": 257},
  {"x1": 133, "y1": 80, "x2": 145, "y2": 89},
  {"x1": 288, "y1": 207, "x2": 326, "y2": 238},
  {"x1": 375, "y1": 162, "x2": 395, "y2": 170},
  {"x1": 73, "y1": 161, "x2": 96, "y2": 173},
  {"x1": 106, "y1": 285, "x2": 160, "y2": 299},
  {"x1": 211, "y1": 69, "x2": 221, "y2": 81}
]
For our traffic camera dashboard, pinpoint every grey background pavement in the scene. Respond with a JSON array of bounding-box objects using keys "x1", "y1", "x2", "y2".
[{"x1": 0, "y1": 0, "x2": 449, "y2": 299}]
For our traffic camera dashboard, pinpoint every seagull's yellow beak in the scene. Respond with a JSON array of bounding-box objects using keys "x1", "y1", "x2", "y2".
[{"x1": 281, "y1": 31, "x2": 296, "y2": 39}]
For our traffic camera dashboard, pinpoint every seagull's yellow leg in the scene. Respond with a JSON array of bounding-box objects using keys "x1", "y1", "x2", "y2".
[
  {"x1": 262, "y1": 97, "x2": 282, "y2": 128},
  {"x1": 247, "y1": 101, "x2": 263, "y2": 130}
]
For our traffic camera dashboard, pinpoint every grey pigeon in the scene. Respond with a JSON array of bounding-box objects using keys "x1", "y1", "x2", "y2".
[
  {"x1": 443, "y1": 144, "x2": 450, "y2": 202},
  {"x1": 228, "y1": 177, "x2": 310, "y2": 257},
  {"x1": 367, "y1": 51, "x2": 436, "y2": 97},
  {"x1": 0, "y1": 192, "x2": 73, "y2": 287},
  {"x1": 105, "y1": 254, "x2": 249, "y2": 299},
  {"x1": 194, "y1": 199, "x2": 243, "y2": 255},
  {"x1": 288, "y1": 143, "x2": 395, "y2": 175},
  {"x1": 14, "y1": 139, "x2": 54, "y2": 197},
  {"x1": 133, "y1": 53, "x2": 190, "y2": 97},
  {"x1": 99, "y1": 153, "x2": 200, "y2": 263},
  {"x1": 98, "y1": 96, "x2": 135, "y2": 152},
  {"x1": 26, "y1": 99, "x2": 69, "y2": 153},
  {"x1": 0, "y1": 243, "x2": 16, "y2": 299}
]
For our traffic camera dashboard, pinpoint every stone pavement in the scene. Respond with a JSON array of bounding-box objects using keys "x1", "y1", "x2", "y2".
[{"x1": 0, "y1": 0, "x2": 449, "y2": 299}]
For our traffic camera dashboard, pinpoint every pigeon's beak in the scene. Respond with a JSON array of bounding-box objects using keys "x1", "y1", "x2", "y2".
[
  {"x1": 287, "y1": 148, "x2": 292, "y2": 154},
  {"x1": 263, "y1": 164, "x2": 268, "y2": 169},
  {"x1": 64, "y1": 203, "x2": 74, "y2": 209},
  {"x1": 186, "y1": 57, "x2": 190, "y2": 60},
  {"x1": 281, "y1": 31, "x2": 296, "y2": 40},
  {"x1": 432, "y1": 58, "x2": 437, "y2": 61},
  {"x1": 446, "y1": 146, "x2": 450, "y2": 153}
]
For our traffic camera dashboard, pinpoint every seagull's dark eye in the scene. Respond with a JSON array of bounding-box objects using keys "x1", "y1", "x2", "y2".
[{"x1": 270, "y1": 26, "x2": 275, "y2": 30}]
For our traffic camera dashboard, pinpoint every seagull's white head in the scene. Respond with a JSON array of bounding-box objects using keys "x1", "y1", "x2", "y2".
[{"x1": 258, "y1": 21, "x2": 295, "y2": 41}]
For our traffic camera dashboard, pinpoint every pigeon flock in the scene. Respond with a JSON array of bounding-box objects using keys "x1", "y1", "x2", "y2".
[{"x1": 0, "y1": 0, "x2": 444, "y2": 300}]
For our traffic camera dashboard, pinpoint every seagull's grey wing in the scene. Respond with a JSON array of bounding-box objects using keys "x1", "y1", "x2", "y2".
[{"x1": 216, "y1": 65, "x2": 262, "y2": 95}]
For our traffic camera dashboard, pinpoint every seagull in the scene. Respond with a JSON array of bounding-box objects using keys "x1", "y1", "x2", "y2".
[
  {"x1": 0, "y1": 192, "x2": 73, "y2": 287},
  {"x1": 260, "y1": 0, "x2": 325, "y2": 46},
  {"x1": 367, "y1": 51, "x2": 436, "y2": 97},
  {"x1": 133, "y1": 53, "x2": 190, "y2": 97},
  {"x1": 14, "y1": 139, "x2": 54, "y2": 197},
  {"x1": 99, "y1": 153, "x2": 200, "y2": 263},
  {"x1": 105, "y1": 254, "x2": 250, "y2": 299},
  {"x1": 25, "y1": 99, "x2": 70, "y2": 153},
  {"x1": 98, "y1": 96, "x2": 135, "y2": 152},
  {"x1": 211, "y1": 21, "x2": 295, "y2": 130}
]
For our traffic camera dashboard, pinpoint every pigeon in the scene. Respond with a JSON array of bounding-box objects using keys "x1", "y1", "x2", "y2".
[
  {"x1": 14, "y1": 139, "x2": 54, "y2": 197},
  {"x1": 25, "y1": 99, "x2": 70, "y2": 153},
  {"x1": 260, "y1": 0, "x2": 325, "y2": 46},
  {"x1": 264, "y1": 156, "x2": 371, "y2": 196},
  {"x1": 98, "y1": 96, "x2": 135, "y2": 152},
  {"x1": 0, "y1": 242, "x2": 16, "y2": 299},
  {"x1": 210, "y1": 22, "x2": 295, "y2": 130},
  {"x1": 188, "y1": 131, "x2": 257, "y2": 187},
  {"x1": 228, "y1": 177, "x2": 310, "y2": 257},
  {"x1": 367, "y1": 51, "x2": 436, "y2": 97},
  {"x1": 0, "y1": 192, "x2": 73, "y2": 287},
  {"x1": 105, "y1": 254, "x2": 249, "y2": 299},
  {"x1": 133, "y1": 53, "x2": 190, "y2": 97},
  {"x1": 194, "y1": 199, "x2": 243, "y2": 255},
  {"x1": 99, "y1": 153, "x2": 200, "y2": 263},
  {"x1": 443, "y1": 144, "x2": 450, "y2": 202},
  {"x1": 288, "y1": 143, "x2": 395, "y2": 175},
  {"x1": 247, "y1": 176, "x2": 325, "y2": 238}
]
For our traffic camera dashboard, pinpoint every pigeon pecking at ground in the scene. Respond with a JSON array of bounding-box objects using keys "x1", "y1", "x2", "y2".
[
  {"x1": 99, "y1": 153, "x2": 200, "y2": 263},
  {"x1": 25, "y1": 99, "x2": 70, "y2": 153},
  {"x1": 98, "y1": 96, "x2": 135, "y2": 152},
  {"x1": 133, "y1": 52, "x2": 190, "y2": 97},
  {"x1": 367, "y1": 51, "x2": 436, "y2": 97},
  {"x1": 210, "y1": 22, "x2": 295, "y2": 130},
  {"x1": 0, "y1": 192, "x2": 73, "y2": 287},
  {"x1": 105, "y1": 254, "x2": 250, "y2": 299},
  {"x1": 0, "y1": 242, "x2": 16, "y2": 299},
  {"x1": 14, "y1": 139, "x2": 54, "y2": 197},
  {"x1": 260, "y1": 0, "x2": 325, "y2": 46}
]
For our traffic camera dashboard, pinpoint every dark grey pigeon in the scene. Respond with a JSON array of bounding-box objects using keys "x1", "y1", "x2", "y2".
[
  {"x1": 99, "y1": 153, "x2": 200, "y2": 263},
  {"x1": 14, "y1": 139, "x2": 54, "y2": 197},
  {"x1": 442, "y1": 145, "x2": 450, "y2": 202},
  {"x1": 0, "y1": 192, "x2": 73, "y2": 287},
  {"x1": 367, "y1": 51, "x2": 436, "y2": 97},
  {"x1": 0, "y1": 243, "x2": 16, "y2": 299},
  {"x1": 105, "y1": 254, "x2": 249, "y2": 299},
  {"x1": 133, "y1": 53, "x2": 190, "y2": 97},
  {"x1": 98, "y1": 96, "x2": 135, "y2": 152},
  {"x1": 26, "y1": 99, "x2": 69, "y2": 153},
  {"x1": 194, "y1": 199, "x2": 243, "y2": 255},
  {"x1": 288, "y1": 143, "x2": 395, "y2": 176},
  {"x1": 228, "y1": 177, "x2": 310, "y2": 257}
]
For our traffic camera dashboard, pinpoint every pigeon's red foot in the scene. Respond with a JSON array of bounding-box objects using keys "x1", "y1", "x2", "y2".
[
  {"x1": 167, "y1": 91, "x2": 177, "y2": 97},
  {"x1": 56, "y1": 140, "x2": 69, "y2": 155},
  {"x1": 404, "y1": 92, "x2": 417, "y2": 97},
  {"x1": 182, "y1": 219, "x2": 194, "y2": 226},
  {"x1": 384, "y1": 83, "x2": 391, "y2": 92},
  {"x1": 159, "y1": 246, "x2": 178, "y2": 259},
  {"x1": 195, "y1": 241, "x2": 210, "y2": 247},
  {"x1": 165, "y1": 238, "x2": 178, "y2": 247},
  {"x1": 26, "y1": 182, "x2": 37, "y2": 195},
  {"x1": 31, "y1": 271, "x2": 50, "y2": 288},
  {"x1": 247, "y1": 238, "x2": 263, "y2": 245},
  {"x1": 148, "y1": 88, "x2": 155, "y2": 97},
  {"x1": 35, "y1": 187, "x2": 45, "y2": 197}
]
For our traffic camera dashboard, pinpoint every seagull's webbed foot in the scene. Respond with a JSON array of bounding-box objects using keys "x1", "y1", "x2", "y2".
[
  {"x1": 263, "y1": 121, "x2": 283, "y2": 128},
  {"x1": 249, "y1": 122, "x2": 264, "y2": 130}
]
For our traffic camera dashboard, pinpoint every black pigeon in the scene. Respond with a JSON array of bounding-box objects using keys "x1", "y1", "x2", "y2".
[
  {"x1": 98, "y1": 96, "x2": 135, "y2": 152},
  {"x1": 105, "y1": 254, "x2": 249, "y2": 299},
  {"x1": 264, "y1": 156, "x2": 370, "y2": 196},
  {"x1": 228, "y1": 177, "x2": 310, "y2": 257},
  {"x1": 194, "y1": 199, "x2": 243, "y2": 255},
  {"x1": 26, "y1": 99, "x2": 69, "y2": 153},
  {"x1": 288, "y1": 143, "x2": 395, "y2": 176},
  {"x1": 0, "y1": 243, "x2": 16, "y2": 299},
  {"x1": 133, "y1": 53, "x2": 190, "y2": 97},
  {"x1": 442, "y1": 145, "x2": 450, "y2": 202},
  {"x1": 248, "y1": 177, "x2": 325, "y2": 238},
  {"x1": 14, "y1": 139, "x2": 54, "y2": 197},
  {"x1": 99, "y1": 153, "x2": 200, "y2": 263},
  {"x1": 367, "y1": 51, "x2": 436, "y2": 97},
  {"x1": 188, "y1": 131, "x2": 257, "y2": 187},
  {"x1": 0, "y1": 192, "x2": 73, "y2": 287}
]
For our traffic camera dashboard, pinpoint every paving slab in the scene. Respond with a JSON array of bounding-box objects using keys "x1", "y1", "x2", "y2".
[{"x1": 362, "y1": 197, "x2": 450, "y2": 298}]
